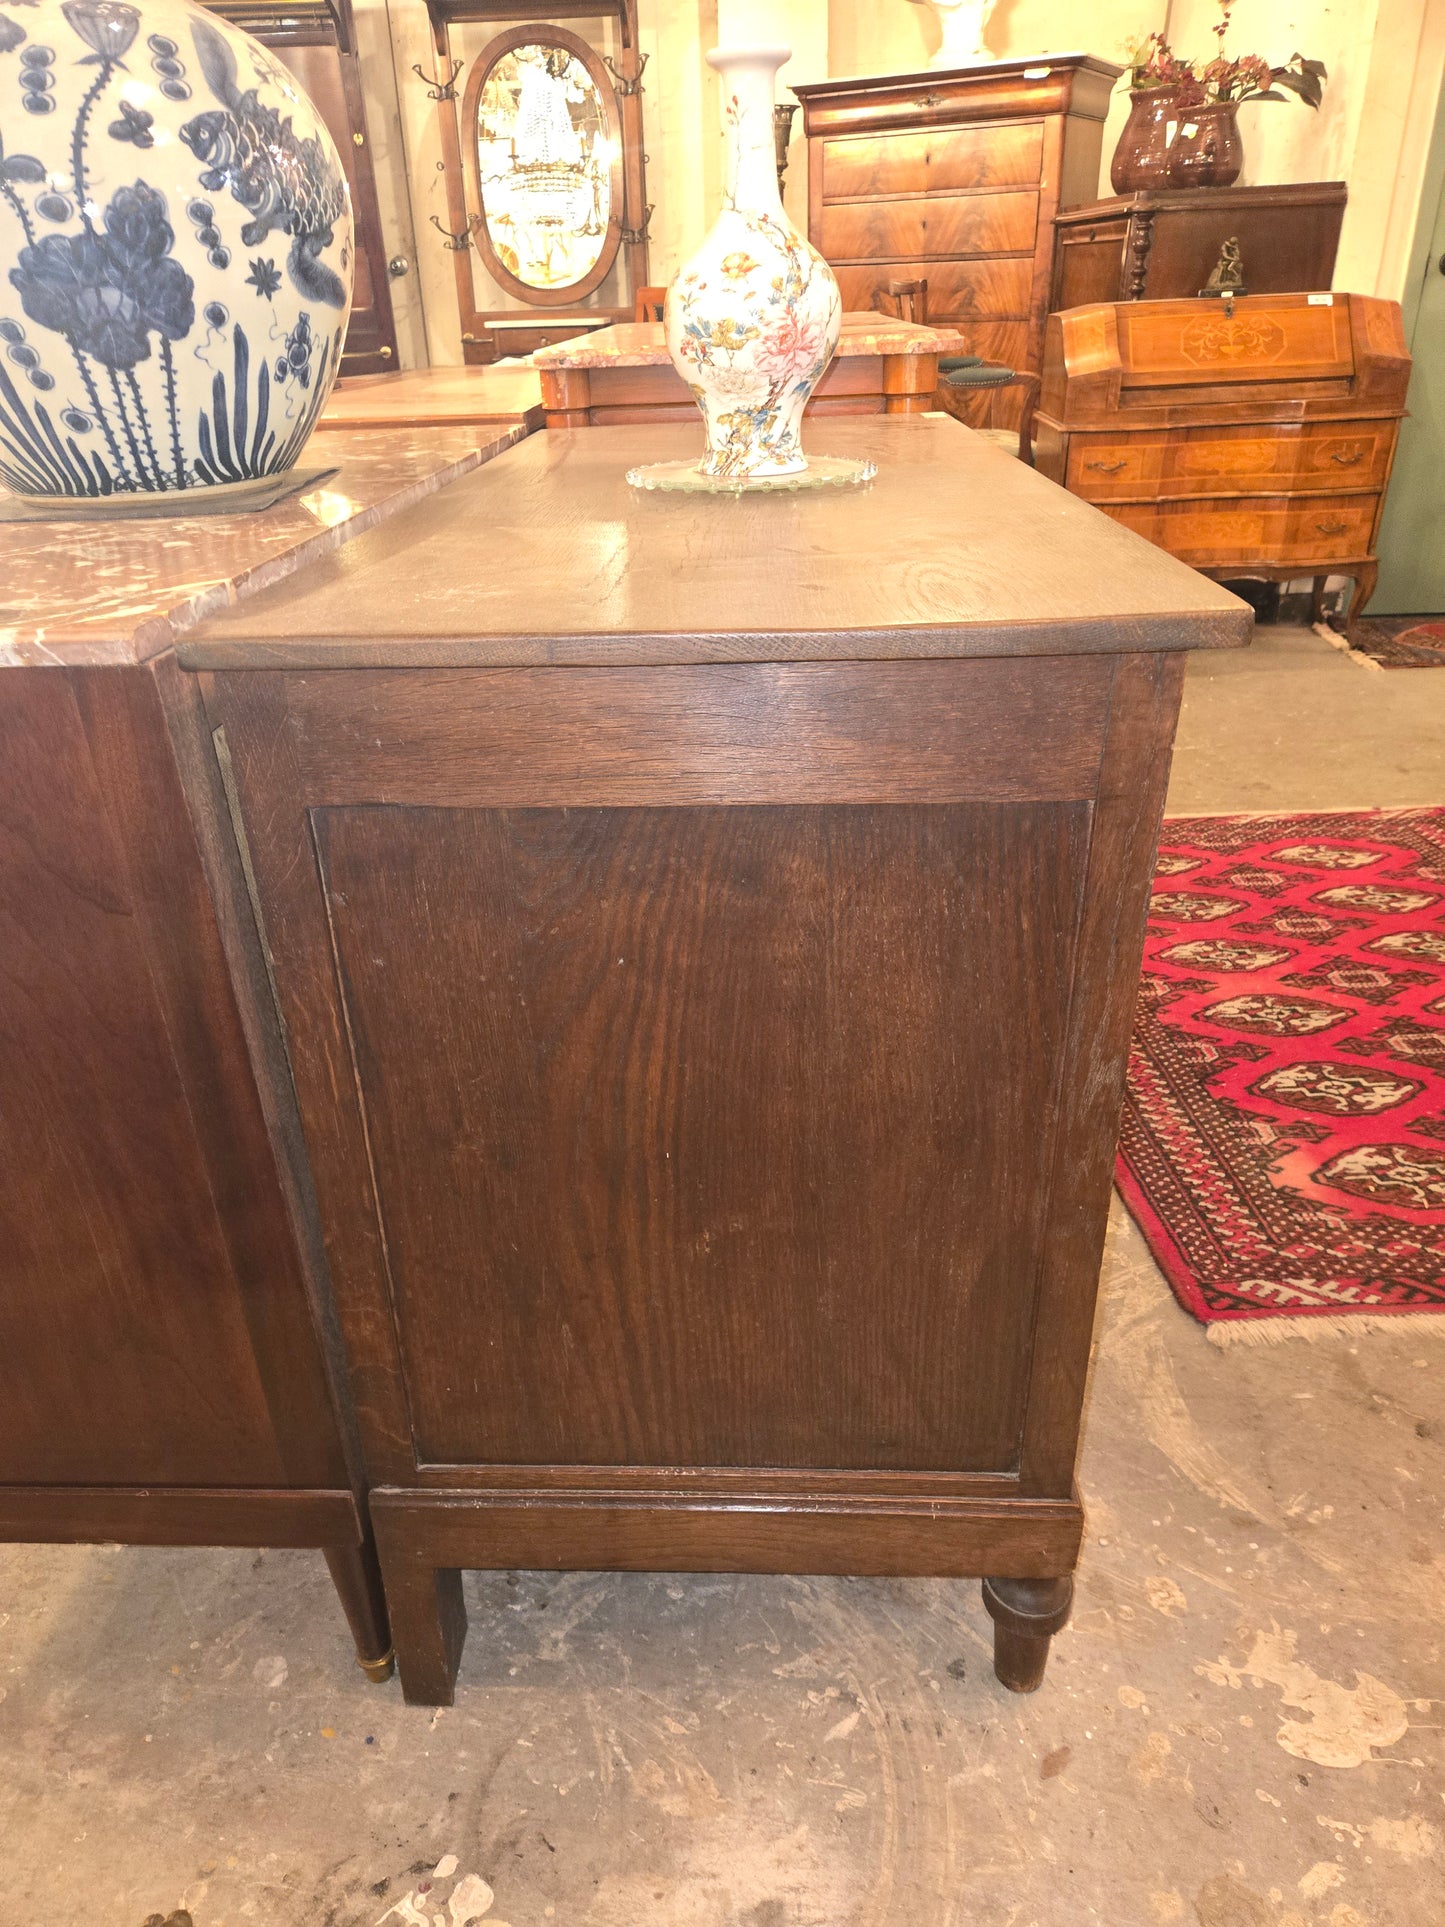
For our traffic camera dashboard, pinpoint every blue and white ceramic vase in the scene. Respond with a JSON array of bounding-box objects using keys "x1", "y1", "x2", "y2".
[{"x1": 0, "y1": 0, "x2": 352, "y2": 499}]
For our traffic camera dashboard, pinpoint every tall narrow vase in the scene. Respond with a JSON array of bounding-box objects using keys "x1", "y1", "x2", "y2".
[{"x1": 661, "y1": 46, "x2": 842, "y2": 483}]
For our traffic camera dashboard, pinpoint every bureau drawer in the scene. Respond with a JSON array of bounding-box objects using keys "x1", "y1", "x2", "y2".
[
  {"x1": 1067, "y1": 422, "x2": 1397, "y2": 502},
  {"x1": 1101, "y1": 495, "x2": 1379, "y2": 566},
  {"x1": 819, "y1": 191, "x2": 1038, "y2": 262},
  {"x1": 821, "y1": 121, "x2": 1044, "y2": 201},
  {"x1": 834, "y1": 258, "x2": 1033, "y2": 321}
]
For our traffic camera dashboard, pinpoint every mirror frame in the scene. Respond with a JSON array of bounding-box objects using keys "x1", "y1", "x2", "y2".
[{"x1": 462, "y1": 23, "x2": 625, "y2": 309}]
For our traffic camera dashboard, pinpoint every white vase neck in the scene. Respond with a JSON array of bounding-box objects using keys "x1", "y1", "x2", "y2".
[{"x1": 709, "y1": 45, "x2": 787, "y2": 217}]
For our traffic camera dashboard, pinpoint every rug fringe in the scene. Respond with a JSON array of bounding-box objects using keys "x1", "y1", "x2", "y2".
[
  {"x1": 1312, "y1": 620, "x2": 1384, "y2": 671},
  {"x1": 1206, "y1": 1313, "x2": 1445, "y2": 1348}
]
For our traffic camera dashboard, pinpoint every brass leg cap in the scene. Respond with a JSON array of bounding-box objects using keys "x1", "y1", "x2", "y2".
[{"x1": 358, "y1": 1647, "x2": 395, "y2": 1684}]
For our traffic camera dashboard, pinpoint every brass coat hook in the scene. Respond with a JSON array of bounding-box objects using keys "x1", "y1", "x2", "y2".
[
  {"x1": 604, "y1": 51, "x2": 648, "y2": 96},
  {"x1": 619, "y1": 204, "x2": 653, "y2": 248},
  {"x1": 413, "y1": 57, "x2": 462, "y2": 102},
  {"x1": 429, "y1": 214, "x2": 473, "y2": 252}
]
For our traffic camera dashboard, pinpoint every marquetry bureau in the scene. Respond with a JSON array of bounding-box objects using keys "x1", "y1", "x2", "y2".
[
  {"x1": 180, "y1": 418, "x2": 1250, "y2": 1705},
  {"x1": 792, "y1": 55, "x2": 1122, "y2": 430},
  {"x1": 1034, "y1": 293, "x2": 1411, "y2": 620}
]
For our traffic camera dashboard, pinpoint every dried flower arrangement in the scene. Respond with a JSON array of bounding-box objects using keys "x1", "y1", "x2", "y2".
[{"x1": 1125, "y1": 0, "x2": 1326, "y2": 111}]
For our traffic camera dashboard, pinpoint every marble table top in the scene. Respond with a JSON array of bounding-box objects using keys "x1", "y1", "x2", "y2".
[
  {"x1": 321, "y1": 364, "x2": 544, "y2": 431},
  {"x1": 532, "y1": 313, "x2": 971, "y2": 370},
  {"x1": 0, "y1": 423, "x2": 528, "y2": 669}
]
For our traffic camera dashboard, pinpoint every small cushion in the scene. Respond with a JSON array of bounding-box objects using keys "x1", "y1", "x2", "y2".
[{"x1": 941, "y1": 362, "x2": 1017, "y2": 389}]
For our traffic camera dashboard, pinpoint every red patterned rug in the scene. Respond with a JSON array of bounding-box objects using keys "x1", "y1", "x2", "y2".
[
  {"x1": 1348, "y1": 618, "x2": 1445, "y2": 669},
  {"x1": 1116, "y1": 809, "x2": 1445, "y2": 1341}
]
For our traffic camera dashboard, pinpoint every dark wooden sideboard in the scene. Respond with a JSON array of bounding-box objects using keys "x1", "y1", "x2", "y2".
[
  {"x1": 0, "y1": 658, "x2": 391, "y2": 1670},
  {"x1": 792, "y1": 56, "x2": 1121, "y2": 430},
  {"x1": 1051, "y1": 182, "x2": 1347, "y2": 312},
  {"x1": 184, "y1": 419, "x2": 1250, "y2": 1705},
  {"x1": 0, "y1": 427, "x2": 532, "y2": 1684}
]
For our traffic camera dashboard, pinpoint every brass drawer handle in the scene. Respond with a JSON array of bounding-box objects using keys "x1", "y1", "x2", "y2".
[
  {"x1": 1315, "y1": 519, "x2": 1351, "y2": 535},
  {"x1": 1329, "y1": 450, "x2": 1364, "y2": 465},
  {"x1": 1086, "y1": 458, "x2": 1129, "y2": 473}
]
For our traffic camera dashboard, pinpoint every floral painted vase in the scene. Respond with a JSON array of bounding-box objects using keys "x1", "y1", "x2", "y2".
[
  {"x1": 0, "y1": 0, "x2": 352, "y2": 499},
  {"x1": 664, "y1": 45, "x2": 841, "y2": 483}
]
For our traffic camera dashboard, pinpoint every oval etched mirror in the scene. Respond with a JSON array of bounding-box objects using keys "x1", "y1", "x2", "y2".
[{"x1": 465, "y1": 27, "x2": 624, "y2": 307}]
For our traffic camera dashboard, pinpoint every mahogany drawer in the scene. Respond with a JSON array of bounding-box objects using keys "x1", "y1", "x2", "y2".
[
  {"x1": 819, "y1": 190, "x2": 1038, "y2": 263},
  {"x1": 1101, "y1": 494, "x2": 1379, "y2": 566},
  {"x1": 821, "y1": 121, "x2": 1044, "y2": 201},
  {"x1": 833, "y1": 258, "x2": 1033, "y2": 321},
  {"x1": 937, "y1": 320, "x2": 1030, "y2": 367},
  {"x1": 1067, "y1": 422, "x2": 1397, "y2": 502}
]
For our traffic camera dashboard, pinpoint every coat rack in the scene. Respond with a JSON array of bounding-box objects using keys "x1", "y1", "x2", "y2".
[{"x1": 420, "y1": 0, "x2": 651, "y2": 364}]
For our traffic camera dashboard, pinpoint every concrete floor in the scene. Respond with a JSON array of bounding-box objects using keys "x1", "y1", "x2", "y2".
[{"x1": 2, "y1": 626, "x2": 1443, "y2": 1927}]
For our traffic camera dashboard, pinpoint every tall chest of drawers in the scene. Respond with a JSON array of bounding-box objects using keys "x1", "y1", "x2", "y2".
[
  {"x1": 1034, "y1": 293, "x2": 1412, "y2": 619},
  {"x1": 792, "y1": 56, "x2": 1121, "y2": 429}
]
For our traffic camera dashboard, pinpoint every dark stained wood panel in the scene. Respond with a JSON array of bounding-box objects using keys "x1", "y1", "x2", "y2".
[
  {"x1": 312, "y1": 801, "x2": 1091, "y2": 1472},
  {"x1": 819, "y1": 191, "x2": 1038, "y2": 263},
  {"x1": 0, "y1": 675, "x2": 288, "y2": 1487},
  {"x1": 821, "y1": 121, "x2": 1044, "y2": 201},
  {"x1": 1049, "y1": 184, "x2": 1347, "y2": 312},
  {"x1": 216, "y1": 658, "x2": 1114, "y2": 807}
]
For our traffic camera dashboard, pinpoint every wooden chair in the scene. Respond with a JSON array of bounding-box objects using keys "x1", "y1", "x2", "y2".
[
  {"x1": 874, "y1": 276, "x2": 1037, "y2": 462},
  {"x1": 873, "y1": 278, "x2": 929, "y2": 324},
  {"x1": 634, "y1": 286, "x2": 667, "y2": 322}
]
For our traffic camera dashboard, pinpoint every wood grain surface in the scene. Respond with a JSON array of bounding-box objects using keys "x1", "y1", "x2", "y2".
[
  {"x1": 181, "y1": 418, "x2": 1249, "y2": 671},
  {"x1": 311, "y1": 799, "x2": 1088, "y2": 1472},
  {"x1": 0, "y1": 673, "x2": 305, "y2": 1486}
]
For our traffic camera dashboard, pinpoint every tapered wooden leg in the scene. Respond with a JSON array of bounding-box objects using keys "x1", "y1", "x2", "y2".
[
  {"x1": 377, "y1": 1556, "x2": 467, "y2": 1706},
  {"x1": 1309, "y1": 574, "x2": 1330, "y2": 625},
  {"x1": 982, "y1": 1575, "x2": 1073, "y2": 1693},
  {"x1": 323, "y1": 1538, "x2": 394, "y2": 1683}
]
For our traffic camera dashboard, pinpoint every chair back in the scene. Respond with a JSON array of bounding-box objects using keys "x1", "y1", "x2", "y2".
[{"x1": 873, "y1": 278, "x2": 929, "y2": 325}]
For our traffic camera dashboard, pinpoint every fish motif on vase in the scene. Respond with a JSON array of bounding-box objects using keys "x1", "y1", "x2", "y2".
[{"x1": 0, "y1": 0, "x2": 350, "y2": 496}]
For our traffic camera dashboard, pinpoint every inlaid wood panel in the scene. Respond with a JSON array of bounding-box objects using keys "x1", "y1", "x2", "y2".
[
  {"x1": 310, "y1": 800, "x2": 1091, "y2": 1473},
  {"x1": 820, "y1": 121, "x2": 1044, "y2": 202},
  {"x1": 819, "y1": 191, "x2": 1038, "y2": 264},
  {"x1": 1117, "y1": 300, "x2": 1355, "y2": 390},
  {"x1": 1100, "y1": 493, "x2": 1377, "y2": 565},
  {"x1": 833, "y1": 258, "x2": 1033, "y2": 321},
  {"x1": 1066, "y1": 422, "x2": 1397, "y2": 502}
]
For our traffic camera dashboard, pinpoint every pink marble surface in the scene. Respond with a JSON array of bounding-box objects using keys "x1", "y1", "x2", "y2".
[
  {"x1": 0, "y1": 424, "x2": 529, "y2": 668},
  {"x1": 532, "y1": 313, "x2": 970, "y2": 369}
]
